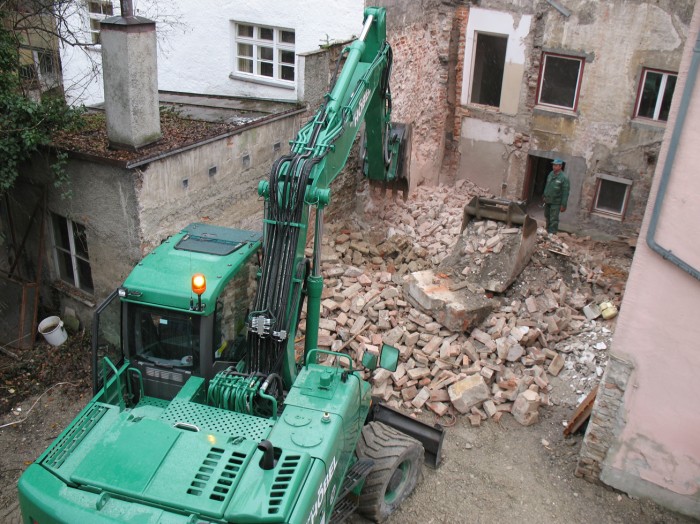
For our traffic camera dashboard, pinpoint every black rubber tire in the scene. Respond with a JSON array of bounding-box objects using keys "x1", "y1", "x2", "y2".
[{"x1": 355, "y1": 421, "x2": 424, "y2": 522}]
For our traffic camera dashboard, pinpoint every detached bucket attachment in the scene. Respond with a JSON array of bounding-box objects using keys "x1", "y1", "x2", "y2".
[
  {"x1": 462, "y1": 196, "x2": 529, "y2": 229},
  {"x1": 366, "y1": 122, "x2": 411, "y2": 199},
  {"x1": 461, "y1": 197, "x2": 538, "y2": 293}
]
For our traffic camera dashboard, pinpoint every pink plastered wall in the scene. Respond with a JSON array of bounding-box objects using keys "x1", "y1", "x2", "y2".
[{"x1": 600, "y1": 4, "x2": 700, "y2": 514}]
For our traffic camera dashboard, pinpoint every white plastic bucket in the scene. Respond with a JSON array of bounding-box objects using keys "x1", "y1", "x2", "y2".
[{"x1": 38, "y1": 316, "x2": 68, "y2": 346}]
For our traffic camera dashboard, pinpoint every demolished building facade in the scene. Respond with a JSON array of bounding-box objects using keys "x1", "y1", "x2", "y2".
[{"x1": 381, "y1": 0, "x2": 695, "y2": 237}]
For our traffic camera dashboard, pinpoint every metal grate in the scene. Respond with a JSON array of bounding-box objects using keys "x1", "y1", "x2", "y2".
[
  {"x1": 160, "y1": 400, "x2": 274, "y2": 441},
  {"x1": 268, "y1": 454, "x2": 301, "y2": 514},
  {"x1": 43, "y1": 404, "x2": 108, "y2": 469}
]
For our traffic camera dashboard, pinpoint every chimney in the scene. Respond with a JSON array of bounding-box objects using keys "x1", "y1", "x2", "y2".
[{"x1": 100, "y1": 0, "x2": 161, "y2": 150}]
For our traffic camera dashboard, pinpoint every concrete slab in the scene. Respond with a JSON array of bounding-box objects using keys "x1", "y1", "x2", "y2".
[{"x1": 404, "y1": 270, "x2": 498, "y2": 332}]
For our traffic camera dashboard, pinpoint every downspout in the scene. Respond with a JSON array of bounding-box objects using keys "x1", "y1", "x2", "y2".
[{"x1": 645, "y1": 31, "x2": 700, "y2": 281}]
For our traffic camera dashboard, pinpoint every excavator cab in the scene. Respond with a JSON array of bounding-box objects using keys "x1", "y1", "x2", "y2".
[{"x1": 91, "y1": 223, "x2": 262, "y2": 400}]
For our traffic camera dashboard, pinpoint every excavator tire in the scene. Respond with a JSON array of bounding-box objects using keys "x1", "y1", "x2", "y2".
[{"x1": 355, "y1": 421, "x2": 424, "y2": 522}]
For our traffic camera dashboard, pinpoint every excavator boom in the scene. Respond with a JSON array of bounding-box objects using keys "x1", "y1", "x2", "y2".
[{"x1": 247, "y1": 7, "x2": 409, "y2": 388}]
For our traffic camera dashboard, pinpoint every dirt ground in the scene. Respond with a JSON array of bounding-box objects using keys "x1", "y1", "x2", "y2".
[{"x1": 1, "y1": 379, "x2": 694, "y2": 523}]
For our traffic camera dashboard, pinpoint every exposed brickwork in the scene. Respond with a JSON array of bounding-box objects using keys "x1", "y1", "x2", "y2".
[
  {"x1": 388, "y1": 4, "x2": 456, "y2": 186},
  {"x1": 575, "y1": 354, "x2": 634, "y2": 483},
  {"x1": 442, "y1": 5, "x2": 470, "y2": 180}
]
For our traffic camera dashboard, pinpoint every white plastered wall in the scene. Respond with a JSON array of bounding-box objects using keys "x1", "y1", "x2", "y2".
[
  {"x1": 460, "y1": 8, "x2": 531, "y2": 115},
  {"x1": 60, "y1": 0, "x2": 364, "y2": 106}
]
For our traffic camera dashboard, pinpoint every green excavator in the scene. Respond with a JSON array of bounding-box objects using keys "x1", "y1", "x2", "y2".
[{"x1": 17, "y1": 7, "x2": 444, "y2": 523}]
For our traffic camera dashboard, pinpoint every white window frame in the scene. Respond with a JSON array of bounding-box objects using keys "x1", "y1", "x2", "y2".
[
  {"x1": 634, "y1": 68, "x2": 677, "y2": 122},
  {"x1": 537, "y1": 52, "x2": 584, "y2": 111},
  {"x1": 232, "y1": 22, "x2": 295, "y2": 87},
  {"x1": 592, "y1": 174, "x2": 633, "y2": 220},
  {"x1": 87, "y1": 0, "x2": 115, "y2": 45},
  {"x1": 51, "y1": 214, "x2": 94, "y2": 294}
]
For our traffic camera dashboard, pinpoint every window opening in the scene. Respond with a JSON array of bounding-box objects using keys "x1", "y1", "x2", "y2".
[
  {"x1": 471, "y1": 33, "x2": 508, "y2": 107},
  {"x1": 635, "y1": 69, "x2": 677, "y2": 122},
  {"x1": 88, "y1": 0, "x2": 114, "y2": 45},
  {"x1": 51, "y1": 213, "x2": 94, "y2": 293},
  {"x1": 593, "y1": 175, "x2": 632, "y2": 218},
  {"x1": 537, "y1": 53, "x2": 584, "y2": 110}
]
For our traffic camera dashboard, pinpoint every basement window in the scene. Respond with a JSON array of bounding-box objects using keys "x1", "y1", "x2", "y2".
[
  {"x1": 51, "y1": 213, "x2": 94, "y2": 294},
  {"x1": 634, "y1": 68, "x2": 677, "y2": 122},
  {"x1": 470, "y1": 33, "x2": 508, "y2": 107},
  {"x1": 88, "y1": 0, "x2": 114, "y2": 45},
  {"x1": 232, "y1": 22, "x2": 295, "y2": 86},
  {"x1": 537, "y1": 53, "x2": 584, "y2": 111},
  {"x1": 592, "y1": 174, "x2": 632, "y2": 220}
]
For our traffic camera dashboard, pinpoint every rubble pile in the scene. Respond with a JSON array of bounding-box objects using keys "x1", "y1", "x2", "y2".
[{"x1": 299, "y1": 181, "x2": 631, "y2": 426}]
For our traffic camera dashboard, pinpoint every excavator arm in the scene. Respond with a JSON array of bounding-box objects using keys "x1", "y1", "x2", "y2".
[{"x1": 246, "y1": 7, "x2": 409, "y2": 389}]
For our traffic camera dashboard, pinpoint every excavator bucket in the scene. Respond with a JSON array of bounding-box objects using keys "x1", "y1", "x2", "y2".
[
  {"x1": 366, "y1": 122, "x2": 411, "y2": 199},
  {"x1": 460, "y1": 197, "x2": 538, "y2": 293}
]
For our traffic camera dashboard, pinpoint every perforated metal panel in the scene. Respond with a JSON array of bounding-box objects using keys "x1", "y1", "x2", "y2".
[
  {"x1": 159, "y1": 400, "x2": 274, "y2": 441},
  {"x1": 137, "y1": 396, "x2": 170, "y2": 409}
]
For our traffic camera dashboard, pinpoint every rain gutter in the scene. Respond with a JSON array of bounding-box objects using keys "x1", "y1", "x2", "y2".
[{"x1": 645, "y1": 31, "x2": 700, "y2": 281}]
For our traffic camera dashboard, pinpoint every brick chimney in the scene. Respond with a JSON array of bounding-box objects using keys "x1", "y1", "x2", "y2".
[{"x1": 100, "y1": 0, "x2": 161, "y2": 150}]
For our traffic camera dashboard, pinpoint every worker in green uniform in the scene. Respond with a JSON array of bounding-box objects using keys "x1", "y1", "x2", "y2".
[{"x1": 543, "y1": 158, "x2": 570, "y2": 234}]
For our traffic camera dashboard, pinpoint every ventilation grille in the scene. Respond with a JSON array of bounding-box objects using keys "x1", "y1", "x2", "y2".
[
  {"x1": 268, "y1": 454, "x2": 302, "y2": 514},
  {"x1": 43, "y1": 404, "x2": 108, "y2": 469},
  {"x1": 187, "y1": 447, "x2": 247, "y2": 502},
  {"x1": 160, "y1": 401, "x2": 273, "y2": 441},
  {"x1": 145, "y1": 367, "x2": 184, "y2": 383}
]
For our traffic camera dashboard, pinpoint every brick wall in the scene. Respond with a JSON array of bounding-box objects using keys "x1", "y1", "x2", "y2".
[
  {"x1": 442, "y1": 5, "x2": 470, "y2": 180},
  {"x1": 385, "y1": 1, "x2": 457, "y2": 187},
  {"x1": 575, "y1": 354, "x2": 634, "y2": 482}
]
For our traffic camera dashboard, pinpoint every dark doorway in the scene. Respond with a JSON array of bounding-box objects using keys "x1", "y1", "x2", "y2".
[{"x1": 524, "y1": 156, "x2": 566, "y2": 215}]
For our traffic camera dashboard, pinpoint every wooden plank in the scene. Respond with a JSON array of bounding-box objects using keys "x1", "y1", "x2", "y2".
[{"x1": 563, "y1": 385, "x2": 599, "y2": 437}]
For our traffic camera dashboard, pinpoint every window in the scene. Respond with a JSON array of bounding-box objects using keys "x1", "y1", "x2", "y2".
[
  {"x1": 51, "y1": 214, "x2": 94, "y2": 293},
  {"x1": 470, "y1": 33, "x2": 508, "y2": 107},
  {"x1": 537, "y1": 53, "x2": 584, "y2": 111},
  {"x1": 37, "y1": 49, "x2": 56, "y2": 76},
  {"x1": 20, "y1": 48, "x2": 60, "y2": 90},
  {"x1": 88, "y1": 0, "x2": 114, "y2": 45},
  {"x1": 19, "y1": 63, "x2": 37, "y2": 83},
  {"x1": 635, "y1": 68, "x2": 677, "y2": 122},
  {"x1": 233, "y1": 23, "x2": 295, "y2": 84},
  {"x1": 592, "y1": 175, "x2": 632, "y2": 219}
]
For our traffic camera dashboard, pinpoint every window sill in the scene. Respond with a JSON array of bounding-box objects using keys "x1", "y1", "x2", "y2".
[
  {"x1": 229, "y1": 72, "x2": 295, "y2": 91},
  {"x1": 591, "y1": 210, "x2": 624, "y2": 222},
  {"x1": 466, "y1": 103, "x2": 501, "y2": 114},
  {"x1": 51, "y1": 280, "x2": 96, "y2": 307},
  {"x1": 630, "y1": 118, "x2": 667, "y2": 131},
  {"x1": 533, "y1": 105, "x2": 579, "y2": 119}
]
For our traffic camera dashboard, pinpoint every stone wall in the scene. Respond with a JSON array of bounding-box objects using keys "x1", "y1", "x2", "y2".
[
  {"x1": 11, "y1": 155, "x2": 143, "y2": 324},
  {"x1": 136, "y1": 114, "x2": 302, "y2": 250}
]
